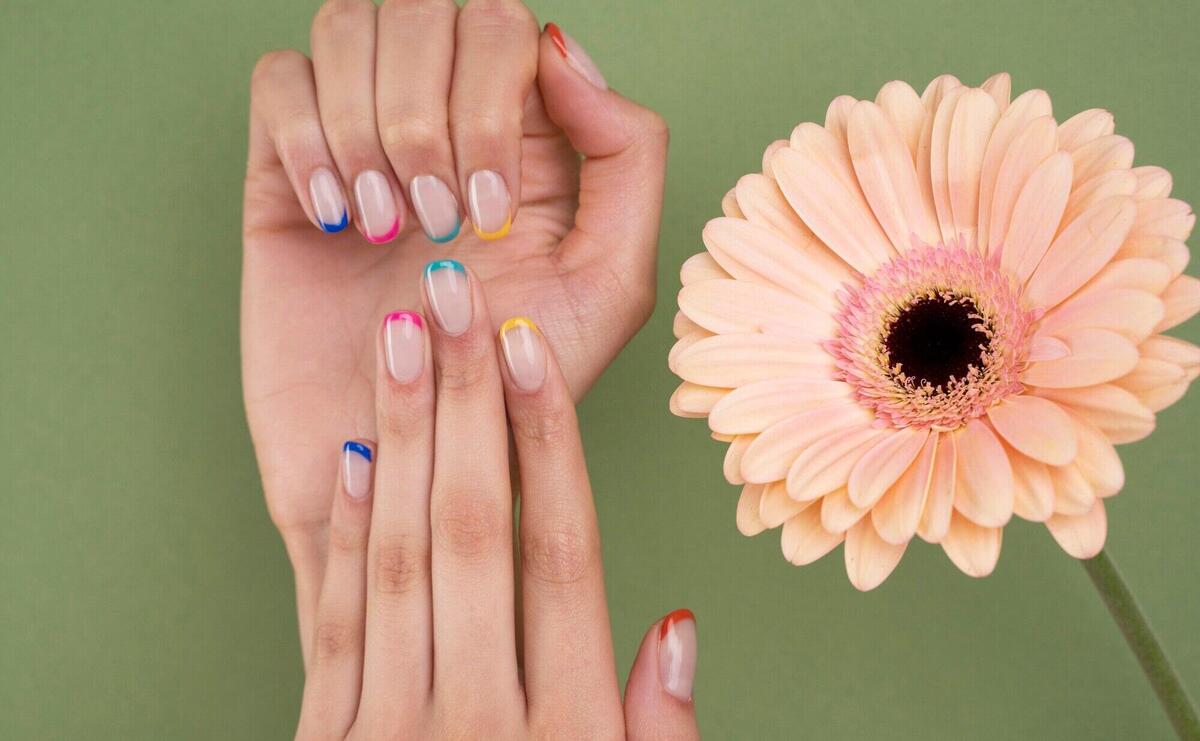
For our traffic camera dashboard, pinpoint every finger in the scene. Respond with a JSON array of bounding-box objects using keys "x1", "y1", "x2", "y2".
[
  {"x1": 295, "y1": 440, "x2": 375, "y2": 740},
  {"x1": 538, "y1": 22, "x2": 668, "y2": 282},
  {"x1": 624, "y1": 610, "x2": 701, "y2": 741},
  {"x1": 450, "y1": 0, "x2": 539, "y2": 240},
  {"x1": 311, "y1": 0, "x2": 406, "y2": 245},
  {"x1": 376, "y1": 0, "x2": 464, "y2": 244},
  {"x1": 496, "y1": 317, "x2": 621, "y2": 732},
  {"x1": 422, "y1": 260, "x2": 521, "y2": 702},
  {"x1": 248, "y1": 49, "x2": 352, "y2": 234},
  {"x1": 354, "y1": 311, "x2": 436, "y2": 733}
]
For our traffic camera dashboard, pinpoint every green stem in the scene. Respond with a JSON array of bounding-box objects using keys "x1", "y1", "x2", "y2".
[{"x1": 1082, "y1": 550, "x2": 1200, "y2": 740}]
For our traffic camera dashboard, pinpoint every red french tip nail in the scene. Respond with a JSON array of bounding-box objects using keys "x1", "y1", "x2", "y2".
[
  {"x1": 660, "y1": 608, "x2": 695, "y2": 639},
  {"x1": 546, "y1": 22, "x2": 568, "y2": 59}
]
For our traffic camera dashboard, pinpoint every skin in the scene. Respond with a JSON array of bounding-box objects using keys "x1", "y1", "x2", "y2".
[
  {"x1": 292, "y1": 267, "x2": 698, "y2": 739},
  {"x1": 241, "y1": 0, "x2": 668, "y2": 651}
]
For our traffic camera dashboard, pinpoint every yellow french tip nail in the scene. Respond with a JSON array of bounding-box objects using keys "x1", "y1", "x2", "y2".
[
  {"x1": 500, "y1": 317, "x2": 538, "y2": 336},
  {"x1": 472, "y1": 215, "x2": 512, "y2": 241}
]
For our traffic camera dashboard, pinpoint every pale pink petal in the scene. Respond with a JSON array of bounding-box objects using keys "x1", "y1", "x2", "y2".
[
  {"x1": 1068, "y1": 414, "x2": 1125, "y2": 497},
  {"x1": 874, "y1": 80, "x2": 925, "y2": 160},
  {"x1": 824, "y1": 94, "x2": 857, "y2": 144},
  {"x1": 1115, "y1": 358, "x2": 1187, "y2": 392},
  {"x1": 1075, "y1": 257, "x2": 1174, "y2": 296},
  {"x1": 927, "y1": 87, "x2": 969, "y2": 242},
  {"x1": 678, "y1": 279, "x2": 836, "y2": 336},
  {"x1": 736, "y1": 484, "x2": 766, "y2": 536},
  {"x1": 669, "y1": 382, "x2": 726, "y2": 418},
  {"x1": 1156, "y1": 275, "x2": 1200, "y2": 331},
  {"x1": 711, "y1": 432, "x2": 735, "y2": 443},
  {"x1": 986, "y1": 395, "x2": 1078, "y2": 466},
  {"x1": 1027, "y1": 336, "x2": 1070, "y2": 362},
  {"x1": 920, "y1": 74, "x2": 963, "y2": 111},
  {"x1": 981, "y1": 72, "x2": 1011, "y2": 112},
  {"x1": 1049, "y1": 464, "x2": 1096, "y2": 516},
  {"x1": 786, "y1": 427, "x2": 886, "y2": 502},
  {"x1": 917, "y1": 432, "x2": 957, "y2": 542},
  {"x1": 872, "y1": 432, "x2": 940, "y2": 545},
  {"x1": 1008, "y1": 448, "x2": 1055, "y2": 522},
  {"x1": 941, "y1": 512, "x2": 1002, "y2": 578},
  {"x1": 759, "y1": 481, "x2": 813, "y2": 528},
  {"x1": 721, "y1": 189, "x2": 743, "y2": 219},
  {"x1": 847, "y1": 427, "x2": 930, "y2": 508},
  {"x1": 734, "y1": 174, "x2": 834, "y2": 261},
  {"x1": 760, "y1": 140, "x2": 789, "y2": 178},
  {"x1": 1115, "y1": 238, "x2": 1189, "y2": 278},
  {"x1": 1023, "y1": 196, "x2": 1137, "y2": 309},
  {"x1": 1046, "y1": 500, "x2": 1108, "y2": 559},
  {"x1": 845, "y1": 518, "x2": 907, "y2": 591},
  {"x1": 668, "y1": 330, "x2": 712, "y2": 375},
  {"x1": 672, "y1": 333, "x2": 834, "y2": 388},
  {"x1": 680, "y1": 252, "x2": 730, "y2": 286},
  {"x1": 947, "y1": 89, "x2": 1000, "y2": 245},
  {"x1": 1134, "y1": 383, "x2": 1192, "y2": 413},
  {"x1": 1071, "y1": 135, "x2": 1134, "y2": 185},
  {"x1": 821, "y1": 487, "x2": 869, "y2": 534},
  {"x1": 703, "y1": 217, "x2": 850, "y2": 307},
  {"x1": 723, "y1": 435, "x2": 754, "y2": 485},
  {"x1": 1037, "y1": 289, "x2": 1164, "y2": 343},
  {"x1": 1022, "y1": 328, "x2": 1139, "y2": 389},
  {"x1": 952, "y1": 419, "x2": 1014, "y2": 527},
  {"x1": 985, "y1": 116, "x2": 1059, "y2": 257},
  {"x1": 1140, "y1": 335, "x2": 1200, "y2": 374},
  {"x1": 1132, "y1": 166, "x2": 1173, "y2": 201},
  {"x1": 998, "y1": 152, "x2": 1073, "y2": 281},
  {"x1": 1063, "y1": 169, "x2": 1137, "y2": 227},
  {"x1": 1057, "y1": 109, "x2": 1114, "y2": 152},
  {"x1": 709, "y1": 378, "x2": 852, "y2": 435},
  {"x1": 977, "y1": 90, "x2": 1054, "y2": 252},
  {"x1": 773, "y1": 126, "x2": 896, "y2": 274},
  {"x1": 673, "y1": 310, "x2": 701, "y2": 339},
  {"x1": 1132, "y1": 198, "x2": 1195, "y2": 241},
  {"x1": 847, "y1": 101, "x2": 940, "y2": 250},
  {"x1": 1035, "y1": 385, "x2": 1156, "y2": 444},
  {"x1": 740, "y1": 403, "x2": 875, "y2": 483},
  {"x1": 781, "y1": 506, "x2": 844, "y2": 566}
]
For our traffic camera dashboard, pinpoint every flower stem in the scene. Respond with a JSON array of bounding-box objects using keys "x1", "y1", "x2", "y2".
[{"x1": 1082, "y1": 550, "x2": 1200, "y2": 740}]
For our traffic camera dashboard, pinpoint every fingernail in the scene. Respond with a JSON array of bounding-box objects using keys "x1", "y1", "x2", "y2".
[
  {"x1": 342, "y1": 441, "x2": 373, "y2": 500},
  {"x1": 499, "y1": 318, "x2": 547, "y2": 391},
  {"x1": 546, "y1": 23, "x2": 609, "y2": 91},
  {"x1": 310, "y1": 167, "x2": 349, "y2": 233},
  {"x1": 659, "y1": 609, "x2": 697, "y2": 702},
  {"x1": 410, "y1": 175, "x2": 462, "y2": 243},
  {"x1": 467, "y1": 170, "x2": 512, "y2": 240},
  {"x1": 384, "y1": 311, "x2": 425, "y2": 383},
  {"x1": 423, "y1": 260, "x2": 471, "y2": 335},
  {"x1": 354, "y1": 170, "x2": 401, "y2": 244}
]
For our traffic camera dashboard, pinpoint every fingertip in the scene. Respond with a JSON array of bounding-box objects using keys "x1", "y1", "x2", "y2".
[
  {"x1": 340, "y1": 439, "x2": 376, "y2": 501},
  {"x1": 542, "y1": 22, "x2": 609, "y2": 92},
  {"x1": 498, "y1": 316, "x2": 548, "y2": 393}
]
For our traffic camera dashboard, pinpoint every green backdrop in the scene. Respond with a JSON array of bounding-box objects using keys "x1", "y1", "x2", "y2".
[{"x1": 3, "y1": 0, "x2": 1199, "y2": 738}]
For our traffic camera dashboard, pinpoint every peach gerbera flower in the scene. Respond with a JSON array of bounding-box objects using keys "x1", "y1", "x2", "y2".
[{"x1": 669, "y1": 73, "x2": 1200, "y2": 591}]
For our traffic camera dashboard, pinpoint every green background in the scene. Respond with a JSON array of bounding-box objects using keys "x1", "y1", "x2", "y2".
[{"x1": 3, "y1": 0, "x2": 1198, "y2": 738}]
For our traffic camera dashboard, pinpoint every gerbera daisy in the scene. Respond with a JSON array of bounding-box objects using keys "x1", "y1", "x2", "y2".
[{"x1": 669, "y1": 73, "x2": 1200, "y2": 591}]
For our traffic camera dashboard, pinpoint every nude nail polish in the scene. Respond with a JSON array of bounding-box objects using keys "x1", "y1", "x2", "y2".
[
  {"x1": 659, "y1": 609, "x2": 697, "y2": 701},
  {"x1": 499, "y1": 317, "x2": 546, "y2": 391},
  {"x1": 384, "y1": 311, "x2": 424, "y2": 383},
  {"x1": 355, "y1": 170, "x2": 401, "y2": 244},
  {"x1": 410, "y1": 175, "x2": 462, "y2": 243},
  {"x1": 546, "y1": 23, "x2": 609, "y2": 91},
  {"x1": 309, "y1": 167, "x2": 349, "y2": 233},
  {"x1": 342, "y1": 441, "x2": 373, "y2": 500},
  {"x1": 467, "y1": 170, "x2": 512, "y2": 240},
  {"x1": 423, "y1": 260, "x2": 471, "y2": 335}
]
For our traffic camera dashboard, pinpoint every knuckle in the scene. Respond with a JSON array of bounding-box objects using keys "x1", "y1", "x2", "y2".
[
  {"x1": 312, "y1": 0, "x2": 374, "y2": 35},
  {"x1": 250, "y1": 49, "x2": 308, "y2": 91},
  {"x1": 322, "y1": 111, "x2": 378, "y2": 148},
  {"x1": 435, "y1": 352, "x2": 492, "y2": 392},
  {"x1": 379, "y1": 0, "x2": 457, "y2": 26},
  {"x1": 376, "y1": 385, "x2": 425, "y2": 439},
  {"x1": 379, "y1": 116, "x2": 445, "y2": 156},
  {"x1": 451, "y1": 111, "x2": 516, "y2": 148},
  {"x1": 509, "y1": 402, "x2": 573, "y2": 449},
  {"x1": 314, "y1": 621, "x2": 358, "y2": 662},
  {"x1": 373, "y1": 537, "x2": 430, "y2": 595},
  {"x1": 328, "y1": 522, "x2": 368, "y2": 555},
  {"x1": 459, "y1": 0, "x2": 537, "y2": 35},
  {"x1": 434, "y1": 490, "x2": 507, "y2": 561},
  {"x1": 521, "y1": 521, "x2": 597, "y2": 586}
]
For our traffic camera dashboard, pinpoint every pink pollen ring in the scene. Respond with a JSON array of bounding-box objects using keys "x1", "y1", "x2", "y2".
[{"x1": 366, "y1": 217, "x2": 401, "y2": 245}]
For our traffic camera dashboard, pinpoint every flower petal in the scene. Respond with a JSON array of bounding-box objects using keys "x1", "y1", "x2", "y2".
[
  {"x1": 981, "y1": 72, "x2": 1011, "y2": 112},
  {"x1": 1071, "y1": 135, "x2": 1134, "y2": 185},
  {"x1": 1057, "y1": 109, "x2": 1114, "y2": 152},
  {"x1": 1045, "y1": 500, "x2": 1107, "y2": 559},
  {"x1": 736, "y1": 484, "x2": 766, "y2": 536},
  {"x1": 669, "y1": 382, "x2": 726, "y2": 417},
  {"x1": 952, "y1": 419, "x2": 1014, "y2": 528},
  {"x1": 668, "y1": 330, "x2": 712, "y2": 375},
  {"x1": 740, "y1": 403, "x2": 875, "y2": 483},
  {"x1": 921, "y1": 74, "x2": 963, "y2": 110},
  {"x1": 710, "y1": 378, "x2": 852, "y2": 435},
  {"x1": 678, "y1": 279, "x2": 835, "y2": 336},
  {"x1": 977, "y1": 90, "x2": 1054, "y2": 253},
  {"x1": 874, "y1": 80, "x2": 925, "y2": 160},
  {"x1": 845, "y1": 518, "x2": 907, "y2": 591},
  {"x1": 680, "y1": 252, "x2": 730, "y2": 285},
  {"x1": 1023, "y1": 196, "x2": 1137, "y2": 310},
  {"x1": 760, "y1": 140, "x2": 789, "y2": 178},
  {"x1": 926, "y1": 86, "x2": 968, "y2": 243},
  {"x1": 759, "y1": 481, "x2": 812, "y2": 528},
  {"x1": 1141, "y1": 335, "x2": 1200, "y2": 375},
  {"x1": 821, "y1": 487, "x2": 869, "y2": 534},
  {"x1": 1115, "y1": 358, "x2": 1187, "y2": 392},
  {"x1": 917, "y1": 432, "x2": 957, "y2": 542},
  {"x1": 1156, "y1": 275, "x2": 1200, "y2": 332},
  {"x1": 734, "y1": 173, "x2": 826, "y2": 255},
  {"x1": 1075, "y1": 257, "x2": 1173, "y2": 296},
  {"x1": 987, "y1": 395, "x2": 1078, "y2": 466},
  {"x1": 723, "y1": 435, "x2": 754, "y2": 485},
  {"x1": 1036, "y1": 384, "x2": 1156, "y2": 444},
  {"x1": 1069, "y1": 414, "x2": 1124, "y2": 497},
  {"x1": 847, "y1": 427, "x2": 930, "y2": 508},
  {"x1": 673, "y1": 310, "x2": 701, "y2": 339},
  {"x1": 1021, "y1": 328, "x2": 1139, "y2": 389},
  {"x1": 1008, "y1": 448, "x2": 1055, "y2": 522},
  {"x1": 781, "y1": 505, "x2": 844, "y2": 565},
  {"x1": 941, "y1": 512, "x2": 1003, "y2": 578},
  {"x1": 1132, "y1": 198, "x2": 1195, "y2": 241},
  {"x1": 872, "y1": 431, "x2": 940, "y2": 545},
  {"x1": 947, "y1": 89, "x2": 1000, "y2": 245},
  {"x1": 1132, "y1": 166, "x2": 1173, "y2": 201},
  {"x1": 721, "y1": 189, "x2": 743, "y2": 219},
  {"x1": 786, "y1": 427, "x2": 886, "y2": 502},
  {"x1": 1036, "y1": 289, "x2": 1164, "y2": 343},
  {"x1": 997, "y1": 151, "x2": 1073, "y2": 282},
  {"x1": 1062, "y1": 169, "x2": 1137, "y2": 227},
  {"x1": 1027, "y1": 336, "x2": 1070, "y2": 362},
  {"x1": 1049, "y1": 464, "x2": 1096, "y2": 516},
  {"x1": 824, "y1": 95, "x2": 857, "y2": 144},
  {"x1": 672, "y1": 333, "x2": 834, "y2": 388},
  {"x1": 986, "y1": 116, "x2": 1059, "y2": 258}
]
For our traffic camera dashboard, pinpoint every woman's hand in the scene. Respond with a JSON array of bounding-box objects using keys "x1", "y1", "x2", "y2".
[
  {"x1": 240, "y1": 0, "x2": 668, "y2": 637},
  {"x1": 293, "y1": 263, "x2": 697, "y2": 739}
]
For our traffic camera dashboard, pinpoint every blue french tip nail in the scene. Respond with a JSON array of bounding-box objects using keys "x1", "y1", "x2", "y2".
[
  {"x1": 425, "y1": 259, "x2": 466, "y2": 274},
  {"x1": 320, "y1": 211, "x2": 349, "y2": 233},
  {"x1": 427, "y1": 218, "x2": 462, "y2": 244},
  {"x1": 343, "y1": 441, "x2": 372, "y2": 462}
]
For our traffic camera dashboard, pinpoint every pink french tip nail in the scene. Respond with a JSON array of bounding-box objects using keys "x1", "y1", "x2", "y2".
[
  {"x1": 659, "y1": 609, "x2": 697, "y2": 701},
  {"x1": 384, "y1": 311, "x2": 425, "y2": 383},
  {"x1": 355, "y1": 170, "x2": 402, "y2": 244}
]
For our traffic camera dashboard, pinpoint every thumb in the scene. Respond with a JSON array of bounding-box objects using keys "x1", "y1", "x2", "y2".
[
  {"x1": 537, "y1": 22, "x2": 669, "y2": 283},
  {"x1": 625, "y1": 610, "x2": 700, "y2": 741}
]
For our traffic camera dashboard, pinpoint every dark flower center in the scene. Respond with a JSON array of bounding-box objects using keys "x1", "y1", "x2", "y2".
[{"x1": 884, "y1": 296, "x2": 989, "y2": 389}]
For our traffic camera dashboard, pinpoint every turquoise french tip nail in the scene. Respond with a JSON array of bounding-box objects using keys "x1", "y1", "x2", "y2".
[
  {"x1": 425, "y1": 259, "x2": 466, "y2": 274},
  {"x1": 427, "y1": 218, "x2": 462, "y2": 244}
]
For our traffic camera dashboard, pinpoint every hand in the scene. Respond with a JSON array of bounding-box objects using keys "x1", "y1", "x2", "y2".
[
  {"x1": 292, "y1": 266, "x2": 698, "y2": 739},
  {"x1": 240, "y1": 0, "x2": 667, "y2": 639}
]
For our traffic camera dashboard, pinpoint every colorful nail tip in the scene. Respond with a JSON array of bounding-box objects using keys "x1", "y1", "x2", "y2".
[
  {"x1": 427, "y1": 218, "x2": 462, "y2": 244},
  {"x1": 425, "y1": 259, "x2": 466, "y2": 274},
  {"x1": 546, "y1": 22, "x2": 568, "y2": 58},
  {"x1": 366, "y1": 218, "x2": 401, "y2": 245},
  {"x1": 500, "y1": 316, "x2": 538, "y2": 335},
  {"x1": 343, "y1": 441, "x2": 372, "y2": 462},
  {"x1": 472, "y1": 216, "x2": 513, "y2": 241},
  {"x1": 660, "y1": 608, "x2": 696, "y2": 639},
  {"x1": 320, "y1": 211, "x2": 350, "y2": 233},
  {"x1": 385, "y1": 310, "x2": 424, "y2": 328}
]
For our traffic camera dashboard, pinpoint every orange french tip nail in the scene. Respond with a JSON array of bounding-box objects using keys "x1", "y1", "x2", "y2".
[
  {"x1": 546, "y1": 22, "x2": 568, "y2": 58},
  {"x1": 660, "y1": 608, "x2": 695, "y2": 639}
]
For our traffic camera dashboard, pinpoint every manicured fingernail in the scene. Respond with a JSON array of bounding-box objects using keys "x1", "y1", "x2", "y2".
[
  {"x1": 659, "y1": 609, "x2": 697, "y2": 702},
  {"x1": 467, "y1": 170, "x2": 512, "y2": 240},
  {"x1": 546, "y1": 23, "x2": 609, "y2": 91},
  {"x1": 499, "y1": 318, "x2": 546, "y2": 391},
  {"x1": 410, "y1": 175, "x2": 462, "y2": 243},
  {"x1": 355, "y1": 170, "x2": 401, "y2": 244},
  {"x1": 423, "y1": 260, "x2": 471, "y2": 335},
  {"x1": 310, "y1": 167, "x2": 349, "y2": 233},
  {"x1": 342, "y1": 441, "x2": 373, "y2": 500},
  {"x1": 384, "y1": 311, "x2": 425, "y2": 383}
]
